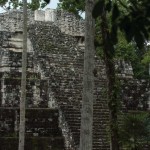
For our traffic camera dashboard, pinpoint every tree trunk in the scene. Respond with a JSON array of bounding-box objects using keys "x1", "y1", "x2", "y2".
[
  {"x1": 18, "y1": 0, "x2": 27, "y2": 150},
  {"x1": 101, "y1": 6, "x2": 120, "y2": 150},
  {"x1": 79, "y1": 0, "x2": 95, "y2": 150}
]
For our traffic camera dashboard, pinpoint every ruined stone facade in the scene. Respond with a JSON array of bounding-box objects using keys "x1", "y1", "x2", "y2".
[{"x1": 0, "y1": 9, "x2": 149, "y2": 150}]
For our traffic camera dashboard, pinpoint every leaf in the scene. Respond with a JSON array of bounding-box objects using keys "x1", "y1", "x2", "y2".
[
  {"x1": 0, "y1": 0, "x2": 8, "y2": 6},
  {"x1": 29, "y1": 0, "x2": 40, "y2": 10},
  {"x1": 134, "y1": 32, "x2": 145, "y2": 49},
  {"x1": 44, "y1": 0, "x2": 50, "y2": 4},
  {"x1": 111, "y1": 24, "x2": 118, "y2": 45},
  {"x1": 75, "y1": 0, "x2": 79, "y2": 3},
  {"x1": 94, "y1": 38, "x2": 101, "y2": 48},
  {"x1": 140, "y1": 26, "x2": 149, "y2": 40},
  {"x1": 106, "y1": 0, "x2": 112, "y2": 12},
  {"x1": 41, "y1": 2, "x2": 47, "y2": 9},
  {"x1": 134, "y1": 16, "x2": 149, "y2": 40},
  {"x1": 119, "y1": 16, "x2": 133, "y2": 42},
  {"x1": 112, "y1": 3, "x2": 120, "y2": 21},
  {"x1": 92, "y1": 0, "x2": 105, "y2": 19}
]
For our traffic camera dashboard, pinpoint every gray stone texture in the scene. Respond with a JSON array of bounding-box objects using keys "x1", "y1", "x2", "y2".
[{"x1": 0, "y1": 9, "x2": 149, "y2": 150}]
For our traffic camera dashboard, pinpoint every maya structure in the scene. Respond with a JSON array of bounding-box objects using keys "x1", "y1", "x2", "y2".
[{"x1": 0, "y1": 9, "x2": 149, "y2": 150}]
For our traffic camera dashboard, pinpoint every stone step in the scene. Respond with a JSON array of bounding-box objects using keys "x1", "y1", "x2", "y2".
[{"x1": 7, "y1": 38, "x2": 23, "y2": 42}]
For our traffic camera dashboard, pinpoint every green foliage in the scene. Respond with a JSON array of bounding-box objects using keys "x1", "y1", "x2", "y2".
[
  {"x1": 110, "y1": 3, "x2": 120, "y2": 45},
  {"x1": 92, "y1": 0, "x2": 150, "y2": 50},
  {"x1": 142, "y1": 46, "x2": 150, "y2": 65},
  {"x1": 119, "y1": 112, "x2": 150, "y2": 150},
  {"x1": 0, "y1": 0, "x2": 7, "y2": 6},
  {"x1": 58, "y1": 0, "x2": 85, "y2": 17},
  {"x1": 106, "y1": 0, "x2": 112, "y2": 12},
  {"x1": 0, "y1": 0, "x2": 49, "y2": 10},
  {"x1": 43, "y1": 0, "x2": 50, "y2": 4},
  {"x1": 118, "y1": 0, "x2": 150, "y2": 49},
  {"x1": 115, "y1": 32, "x2": 149, "y2": 79},
  {"x1": 93, "y1": 0, "x2": 120, "y2": 19},
  {"x1": 92, "y1": 0, "x2": 105, "y2": 19},
  {"x1": 28, "y1": 0, "x2": 40, "y2": 10}
]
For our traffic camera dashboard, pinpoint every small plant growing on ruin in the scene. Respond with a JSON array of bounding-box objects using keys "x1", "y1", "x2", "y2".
[{"x1": 119, "y1": 112, "x2": 150, "y2": 150}]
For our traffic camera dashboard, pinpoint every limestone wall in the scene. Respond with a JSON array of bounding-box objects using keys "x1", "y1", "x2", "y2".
[
  {"x1": 0, "y1": 9, "x2": 84, "y2": 37},
  {"x1": 0, "y1": 10, "x2": 34, "y2": 32},
  {"x1": 34, "y1": 9, "x2": 85, "y2": 36}
]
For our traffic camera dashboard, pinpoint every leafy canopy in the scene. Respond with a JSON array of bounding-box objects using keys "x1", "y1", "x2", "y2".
[
  {"x1": 58, "y1": 0, "x2": 85, "y2": 17},
  {"x1": 0, "y1": 0, "x2": 50, "y2": 10},
  {"x1": 93, "y1": 0, "x2": 150, "y2": 49}
]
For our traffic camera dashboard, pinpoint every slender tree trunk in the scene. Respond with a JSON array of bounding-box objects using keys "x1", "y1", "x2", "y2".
[
  {"x1": 79, "y1": 0, "x2": 95, "y2": 150},
  {"x1": 101, "y1": 7, "x2": 120, "y2": 150},
  {"x1": 18, "y1": 0, "x2": 27, "y2": 150}
]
